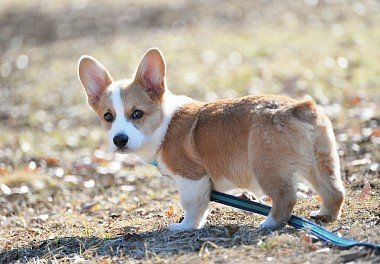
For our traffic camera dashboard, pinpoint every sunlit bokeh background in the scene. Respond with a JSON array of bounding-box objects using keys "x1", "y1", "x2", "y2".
[{"x1": 1, "y1": 0, "x2": 379, "y2": 162}]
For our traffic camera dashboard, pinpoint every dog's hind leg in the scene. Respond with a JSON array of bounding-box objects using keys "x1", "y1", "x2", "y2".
[
  {"x1": 249, "y1": 130, "x2": 299, "y2": 230},
  {"x1": 309, "y1": 117, "x2": 345, "y2": 221},
  {"x1": 258, "y1": 179, "x2": 297, "y2": 230}
]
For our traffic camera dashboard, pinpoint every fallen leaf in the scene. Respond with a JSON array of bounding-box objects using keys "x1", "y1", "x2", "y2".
[
  {"x1": 371, "y1": 128, "x2": 380, "y2": 137},
  {"x1": 359, "y1": 182, "x2": 372, "y2": 202},
  {"x1": 46, "y1": 157, "x2": 60, "y2": 167},
  {"x1": 0, "y1": 167, "x2": 7, "y2": 176},
  {"x1": 301, "y1": 233, "x2": 318, "y2": 251},
  {"x1": 119, "y1": 193, "x2": 128, "y2": 203},
  {"x1": 315, "y1": 196, "x2": 323, "y2": 203},
  {"x1": 302, "y1": 233, "x2": 313, "y2": 245},
  {"x1": 348, "y1": 95, "x2": 361, "y2": 106},
  {"x1": 100, "y1": 257, "x2": 112, "y2": 264},
  {"x1": 225, "y1": 224, "x2": 239, "y2": 237},
  {"x1": 165, "y1": 205, "x2": 175, "y2": 217},
  {"x1": 81, "y1": 202, "x2": 101, "y2": 213}
]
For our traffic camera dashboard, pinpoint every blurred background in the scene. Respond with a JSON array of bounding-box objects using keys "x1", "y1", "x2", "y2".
[
  {"x1": 0, "y1": 0, "x2": 379, "y2": 262},
  {"x1": 1, "y1": 0, "x2": 379, "y2": 161}
]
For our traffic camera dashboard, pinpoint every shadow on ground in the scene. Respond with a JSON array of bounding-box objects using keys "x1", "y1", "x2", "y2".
[
  {"x1": 1, "y1": 224, "x2": 378, "y2": 263},
  {"x1": 0, "y1": 225, "x2": 287, "y2": 262}
]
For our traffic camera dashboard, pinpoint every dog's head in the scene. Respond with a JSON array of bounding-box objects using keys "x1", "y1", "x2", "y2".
[{"x1": 78, "y1": 48, "x2": 166, "y2": 154}]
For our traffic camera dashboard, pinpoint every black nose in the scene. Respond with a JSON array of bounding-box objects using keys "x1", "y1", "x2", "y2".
[{"x1": 113, "y1": 134, "x2": 129, "y2": 148}]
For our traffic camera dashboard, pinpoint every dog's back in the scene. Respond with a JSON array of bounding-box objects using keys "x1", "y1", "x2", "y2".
[{"x1": 160, "y1": 94, "x2": 345, "y2": 228}]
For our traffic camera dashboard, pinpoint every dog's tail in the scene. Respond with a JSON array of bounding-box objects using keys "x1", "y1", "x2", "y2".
[{"x1": 290, "y1": 100, "x2": 318, "y2": 125}]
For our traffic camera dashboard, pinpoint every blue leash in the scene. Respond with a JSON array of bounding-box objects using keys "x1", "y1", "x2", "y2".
[{"x1": 210, "y1": 190, "x2": 380, "y2": 252}]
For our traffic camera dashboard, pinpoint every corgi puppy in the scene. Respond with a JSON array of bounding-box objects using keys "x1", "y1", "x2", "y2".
[{"x1": 78, "y1": 48, "x2": 345, "y2": 231}]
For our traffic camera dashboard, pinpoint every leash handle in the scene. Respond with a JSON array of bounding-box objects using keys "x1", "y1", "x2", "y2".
[{"x1": 210, "y1": 190, "x2": 380, "y2": 251}]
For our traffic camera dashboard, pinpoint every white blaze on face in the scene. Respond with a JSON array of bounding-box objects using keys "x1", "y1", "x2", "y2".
[{"x1": 107, "y1": 82, "x2": 145, "y2": 152}]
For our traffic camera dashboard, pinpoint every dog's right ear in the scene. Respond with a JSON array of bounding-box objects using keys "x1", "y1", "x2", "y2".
[{"x1": 78, "y1": 56, "x2": 113, "y2": 110}]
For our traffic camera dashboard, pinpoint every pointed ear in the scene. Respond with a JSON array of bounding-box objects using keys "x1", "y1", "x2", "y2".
[
  {"x1": 78, "y1": 55, "x2": 113, "y2": 110},
  {"x1": 134, "y1": 48, "x2": 166, "y2": 101}
]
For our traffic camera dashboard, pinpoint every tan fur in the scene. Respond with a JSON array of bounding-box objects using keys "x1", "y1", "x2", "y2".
[
  {"x1": 93, "y1": 82, "x2": 165, "y2": 135},
  {"x1": 119, "y1": 83, "x2": 164, "y2": 136},
  {"x1": 161, "y1": 94, "x2": 345, "y2": 224},
  {"x1": 162, "y1": 95, "x2": 307, "y2": 181},
  {"x1": 96, "y1": 92, "x2": 114, "y2": 130}
]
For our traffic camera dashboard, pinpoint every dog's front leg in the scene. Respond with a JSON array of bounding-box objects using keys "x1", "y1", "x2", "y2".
[{"x1": 169, "y1": 176, "x2": 211, "y2": 231}]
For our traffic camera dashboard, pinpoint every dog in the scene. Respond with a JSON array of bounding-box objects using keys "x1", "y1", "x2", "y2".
[{"x1": 77, "y1": 48, "x2": 345, "y2": 231}]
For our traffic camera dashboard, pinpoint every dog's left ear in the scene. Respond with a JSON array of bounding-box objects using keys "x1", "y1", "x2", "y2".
[{"x1": 134, "y1": 48, "x2": 166, "y2": 101}]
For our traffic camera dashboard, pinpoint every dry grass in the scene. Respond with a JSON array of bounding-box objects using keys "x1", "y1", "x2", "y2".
[{"x1": 0, "y1": 0, "x2": 379, "y2": 263}]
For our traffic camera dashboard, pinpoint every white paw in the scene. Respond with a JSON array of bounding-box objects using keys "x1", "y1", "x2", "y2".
[
  {"x1": 168, "y1": 222, "x2": 196, "y2": 231},
  {"x1": 258, "y1": 214, "x2": 280, "y2": 230}
]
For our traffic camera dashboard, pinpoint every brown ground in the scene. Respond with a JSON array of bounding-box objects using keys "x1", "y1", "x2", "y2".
[{"x1": 0, "y1": 0, "x2": 379, "y2": 263}]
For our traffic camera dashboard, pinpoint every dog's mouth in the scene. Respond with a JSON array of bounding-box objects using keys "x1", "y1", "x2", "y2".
[{"x1": 115, "y1": 148, "x2": 131, "y2": 154}]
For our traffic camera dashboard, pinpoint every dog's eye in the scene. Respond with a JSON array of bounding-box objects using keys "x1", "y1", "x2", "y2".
[
  {"x1": 132, "y1": 110, "x2": 143, "y2": 119},
  {"x1": 104, "y1": 112, "x2": 114, "y2": 122}
]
